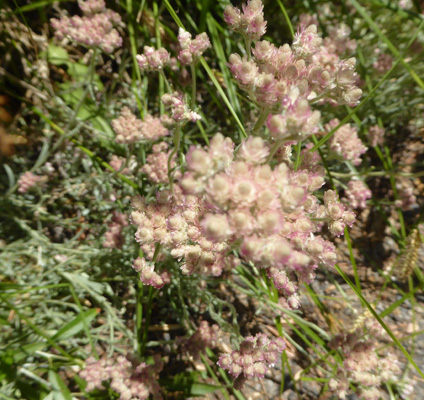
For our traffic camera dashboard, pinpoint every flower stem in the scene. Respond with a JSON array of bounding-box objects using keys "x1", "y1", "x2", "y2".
[
  {"x1": 168, "y1": 123, "x2": 182, "y2": 192},
  {"x1": 266, "y1": 139, "x2": 283, "y2": 163},
  {"x1": 190, "y1": 63, "x2": 197, "y2": 109},
  {"x1": 244, "y1": 36, "x2": 252, "y2": 61},
  {"x1": 251, "y1": 108, "x2": 270, "y2": 135}
]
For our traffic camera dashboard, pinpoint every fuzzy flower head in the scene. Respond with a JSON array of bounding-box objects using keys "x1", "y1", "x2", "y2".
[
  {"x1": 177, "y1": 133, "x2": 346, "y2": 306},
  {"x1": 51, "y1": 0, "x2": 122, "y2": 53},
  {"x1": 111, "y1": 107, "x2": 144, "y2": 144},
  {"x1": 293, "y1": 25, "x2": 322, "y2": 60},
  {"x1": 18, "y1": 172, "x2": 45, "y2": 193},
  {"x1": 324, "y1": 190, "x2": 356, "y2": 237},
  {"x1": 178, "y1": 321, "x2": 220, "y2": 360},
  {"x1": 103, "y1": 211, "x2": 128, "y2": 249},
  {"x1": 267, "y1": 98, "x2": 320, "y2": 142},
  {"x1": 224, "y1": 5, "x2": 362, "y2": 110},
  {"x1": 140, "y1": 115, "x2": 169, "y2": 140},
  {"x1": 162, "y1": 92, "x2": 201, "y2": 122},
  {"x1": 326, "y1": 119, "x2": 367, "y2": 166},
  {"x1": 80, "y1": 353, "x2": 163, "y2": 399},
  {"x1": 368, "y1": 125, "x2": 385, "y2": 147},
  {"x1": 133, "y1": 257, "x2": 165, "y2": 289},
  {"x1": 218, "y1": 333, "x2": 285, "y2": 388},
  {"x1": 329, "y1": 327, "x2": 402, "y2": 400},
  {"x1": 238, "y1": 136, "x2": 269, "y2": 164},
  {"x1": 177, "y1": 28, "x2": 210, "y2": 65},
  {"x1": 79, "y1": 0, "x2": 105, "y2": 15},
  {"x1": 137, "y1": 46, "x2": 170, "y2": 71},
  {"x1": 141, "y1": 142, "x2": 180, "y2": 184},
  {"x1": 344, "y1": 180, "x2": 372, "y2": 210},
  {"x1": 224, "y1": 0, "x2": 267, "y2": 41}
]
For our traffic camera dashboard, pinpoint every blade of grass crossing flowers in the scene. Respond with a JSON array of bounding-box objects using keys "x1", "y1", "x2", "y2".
[
  {"x1": 205, "y1": 348, "x2": 246, "y2": 400},
  {"x1": 334, "y1": 263, "x2": 424, "y2": 380},
  {"x1": 200, "y1": 57, "x2": 247, "y2": 139},
  {"x1": 276, "y1": 0, "x2": 295, "y2": 39},
  {"x1": 199, "y1": 353, "x2": 231, "y2": 400},
  {"x1": 207, "y1": 15, "x2": 242, "y2": 120},
  {"x1": 350, "y1": 0, "x2": 424, "y2": 91},
  {"x1": 344, "y1": 228, "x2": 363, "y2": 296},
  {"x1": 163, "y1": 0, "x2": 247, "y2": 138},
  {"x1": 369, "y1": 0, "x2": 424, "y2": 20}
]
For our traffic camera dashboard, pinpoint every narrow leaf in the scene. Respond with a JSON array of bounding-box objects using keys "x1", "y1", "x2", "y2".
[{"x1": 51, "y1": 309, "x2": 98, "y2": 342}]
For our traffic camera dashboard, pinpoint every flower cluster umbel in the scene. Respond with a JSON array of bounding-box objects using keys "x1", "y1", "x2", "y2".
[
  {"x1": 225, "y1": 1, "x2": 361, "y2": 145},
  {"x1": 18, "y1": 171, "x2": 44, "y2": 193},
  {"x1": 177, "y1": 321, "x2": 220, "y2": 360},
  {"x1": 80, "y1": 354, "x2": 163, "y2": 400},
  {"x1": 328, "y1": 328, "x2": 401, "y2": 400},
  {"x1": 103, "y1": 211, "x2": 128, "y2": 249},
  {"x1": 218, "y1": 333, "x2": 285, "y2": 389},
  {"x1": 111, "y1": 108, "x2": 169, "y2": 144},
  {"x1": 51, "y1": 0, "x2": 122, "y2": 53},
  {"x1": 177, "y1": 134, "x2": 346, "y2": 308}
]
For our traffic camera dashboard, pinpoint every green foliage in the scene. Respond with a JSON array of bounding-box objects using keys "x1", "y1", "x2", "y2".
[{"x1": 1, "y1": 0, "x2": 423, "y2": 399}]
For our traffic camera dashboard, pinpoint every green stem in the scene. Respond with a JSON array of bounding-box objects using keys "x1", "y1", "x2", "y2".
[
  {"x1": 276, "y1": 0, "x2": 295, "y2": 39},
  {"x1": 266, "y1": 139, "x2": 283, "y2": 163},
  {"x1": 244, "y1": 36, "x2": 252, "y2": 61},
  {"x1": 190, "y1": 63, "x2": 197, "y2": 109},
  {"x1": 160, "y1": 70, "x2": 172, "y2": 93},
  {"x1": 140, "y1": 244, "x2": 162, "y2": 356},
  {"x1": 167, "y1": 124, "x2": 182, "y2": 192},
  {"x1": 251, "y1": 108, "x2": 270, "y2": 135},
  {"x1": 140, "y1": 286, "x2": 154, "y2": 356}
]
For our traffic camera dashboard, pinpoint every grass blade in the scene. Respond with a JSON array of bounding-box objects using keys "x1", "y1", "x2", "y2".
[{"x1": 334, "y1": 264, "x2": 424, "y2": 380}]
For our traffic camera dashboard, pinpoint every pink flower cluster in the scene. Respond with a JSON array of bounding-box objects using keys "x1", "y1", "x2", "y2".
[
  {"x1": 368, "y1": 125, "x2": 385, "y2": 147},
  {"x1": 79, "y1": 0, "x2": 105, "y2": 15},
  {"x1": 267, "y1": 96, "x2": 321, "y2": 142},
  {"x1": 162, "y1": 92, "x2": 201, "y2": 122},
  {"x1": 323, "y1": 23, "x2": 357, "y2": 57},
  {"x1": 373, "y1": 52, "x2": 393, "y2": 74},
  {"x1": 179, "y1": 134, "x2": 340, "y2": 308},
  {"x1": 103, "y1": 211, "x2": 128, "y2": 249},
  {"x1": 136, "y1": 47, "x2": 170, "y2": 72},
  {"x1": 177, "y1": 321, "x2": 220, "y2": 360},
  {"x1": 80, "y1": 354, "x2": 163, "y2": 400},
  {"x1": 322, "y1": 190, "x2": 356, "y2": 237},
  {"x1": 110, "y1": 155, "x2": 137, "y2": 175},
  {"x1": 225, "y1": 2, "x2": 362, "y2": 112},
  {"x1": 111, "y1": 108, "x2": 169, "y2": 144},
  {"x1": 132, "y1": 257, "x2": 165, "y2": 289},
  {"x1": 224, "y1": 0, "x2": 267, "y2": 41},
  {"x1": 395, "y1": 179, "x2": 418, "y2": 211},
  {"x1": 299, "y1": 14, "x2": 357, "y2": 59},
  {"x1": 130, "y1": 188, "x2": 232, "y2": 278},
  {"x1": 112, "y1": 107, "x2": 143, "y2": 143},
  {"x1": 51, "y1": 0, "x2": 122, "y2": 53},
  {"x1": 18, "y1": 171, "x2": 44, "y2": 193},
  {"x1": 344, "y1": 180, "x2": 372, "y2": 210},
  {"x1": 141, "y1": 115, "x2": 169, "y2": 140},
  {"x1": 177, "y1": 28, "x2": 210, "y2": 65},
  {"x1": 328, "y1": 331, "x2": 401, "y2": 400},
  {"x1": 141, "y1": 142, "x2": 180, "y2": 184},
  {"x1": 325, "y1": 119, "x2": 368, "y2": 166},
  {"x1": 218, "y1": 333, "x2": 285, "y2": 389}
]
